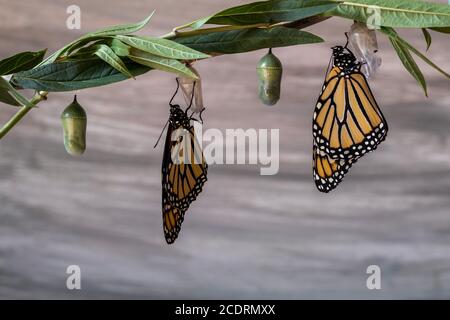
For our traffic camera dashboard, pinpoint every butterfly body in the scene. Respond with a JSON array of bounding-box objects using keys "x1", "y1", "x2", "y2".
[{"x1": 331, "y1": 45, "x2": 359, "y2": 72}]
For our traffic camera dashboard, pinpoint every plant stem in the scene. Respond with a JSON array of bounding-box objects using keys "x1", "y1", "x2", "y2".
[{"x1": 0, "y1": 91, "x2": 48, "y2": 140}]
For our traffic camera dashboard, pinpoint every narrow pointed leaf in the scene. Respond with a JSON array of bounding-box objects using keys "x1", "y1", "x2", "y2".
[
  {"x1": 0, "y1": 77, "x2": 35, "y2": 107},
  {"x1": 128, "y1": 49, "x2": 197, "y2": 79},
  {"x1": 0, "y1": 50, "x2": 47, "y2": 75},
  {"x1": 329, "y1": 0, "x2": 450, "y2": 28},
  {"x1": 381, "y1": 27, "x2": 450, "y2": 79},
  {"x1": 187, "y1": 0, "x2": 338, "y2": 29},
  {"x1": 404, "y1": 44, "x2": 449, "y2": 80},
  {"x1": 11, "y1": 59, "x2": 150, "y2": 92},
  {"x1": 117, "y1": 35, "x2": 210, "y2": 60},
  {"x1": 430, "y1": 27, "x2": 450, "y2": 34},
  {"x1": 0, "y1": 76, "x2": 20, "y2": 107},
  {"x1": 0, "y1": 77, "x2": 10, "y2": 90},
  {"x1": 38, "y1": 12, "x2": 155, "y2": 66},
  {"x1": 64, "y1": 42, "x2": 102, "y2": 60},
  {"x1": 384, "y1": 32, "x2": 427, "y2": 96},
  {"x1": 40, "y1": 37, "x2": 104, "y2": 65},
  {"x1": 104, "y1": 39, "x2": 131, "y2": 57},
  {"x1": 421, "y1": 29, "x2": 432, "y2": 51},
  {"x1": 87, "y1": 11, "x2": 155, "y2": 37},
  {"x1": 93, "y1": 44, "x2": 134, "y2": 78},
  {"x1": 0, "y1": 88, "x2": 20, "y2": 106},
  {"x1": 39, "y1": 46, "x2": 73, "y2": 66},
  {"x1": 176, "y1": 26, "x2": 323, "y2": 54}
]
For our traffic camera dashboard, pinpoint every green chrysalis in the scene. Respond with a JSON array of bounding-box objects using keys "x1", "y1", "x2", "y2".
[
  {"x1": 61, "y1": 95, "x2": 87, "y2": 156},
  {"x1": 257, "y1": 48, "x2": 283, "y2": 106}
]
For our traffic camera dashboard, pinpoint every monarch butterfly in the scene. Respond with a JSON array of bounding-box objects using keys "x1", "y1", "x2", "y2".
[
  {"x1": 312, "y1": 44, "x2": 388, "y2": 162},
  {"x1": 159, "y1": 79, "x2": 207, "y2": 244}
]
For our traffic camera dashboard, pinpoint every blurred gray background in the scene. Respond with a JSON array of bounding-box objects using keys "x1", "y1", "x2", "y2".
[{"x1": 0, "y1": 0, "x2": 449, "y2": 299}]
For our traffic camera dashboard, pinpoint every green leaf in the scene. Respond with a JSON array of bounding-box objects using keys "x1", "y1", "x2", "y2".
[
  {"x1": 62, "y1": 12, "x2": 156, "y2": 58},
  {"x1": 64, "y1": 37, "x2": 104, "y2": 56},
  {"x1": 381, "y1": 29, "x2": 427, "y2": 96},
  {"x1": 0, "y1": 76, "x2": 35, "y2": 107},
  {"x1": 0, "y1": 77, "x2": 20, "y2": 106},
  {"x1": 62, "y1": 43, "x2": 102, "y2": 61},
  {"x1": 116, "y1": 35, "x2": 210, "y2": 60},
  {"x1": 0, "y1": 76, "x2": 24, "y2": 107},
  {"x1": 187, "y1": 0, "x2": 338, "y2": 29},
  {"x1": 39, "y1": 46, "x2": 72, "y2": 66},
  {"x1": 87, "y1": 11, "x2": 155, "y2": 37},
  {"x1": 128, "y1": 49, "x2": 197, "y2": 79},
  {"x1": 104, "y1": 39, "x2": 131, "y2": 57},
  {"x1": 391, "y1": 39, "x2": 427, "y2": 96},
  {"x1": 421, "y1": 28, "x2": 432, "y2": 51},
  {"x1": 93, "y1": 44, "x2": 134, "y2": 79},
  {"x1": 406, "y1": 44, "x2": 450, "y2": 79},
  {"x1": 381, "y1": 27, "x2": 450, "y2": 79},
  {"x1": 0, "y1": 87, "x2": 21, "y2": 106},
  {"x1": 329, "y1": 0, "x2": 450, "y2": 28},
  {"x1": 0, "y1": 77, "x2": 10, "y2": 90},
  {"x1": 65, "y1": 52, "x2": 96, "y2": 61},
  {"x1": 430, "y1": 27, "x2": 450, "y2": 34},
  {"x1": 0, "y1": 50, "x2": 46, "y2": 75},
  {"x1": 38, "y1": 12, "x2": 155, "y2": 66},
  {"x1": 39, "y1": 37, "x2": 100, "y2": 66},
  {"x1": 11, "y1": 59, "x2": 150, "y2": 92},
  {"x1": 175, "y1": 26, "x2": 323, "y2": 54}
]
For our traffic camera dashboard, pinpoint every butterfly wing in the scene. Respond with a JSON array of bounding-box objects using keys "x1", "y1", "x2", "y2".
[
  {"x1": 162, "y1": 123, "x2": 207, "y2": 211},
  {"x1": 161, "y1": 120, "x2": 207, "y2": 244},
  {"x1": 313, "y1": 144, "x2": 356, "y2": 193},
  {"x1": 162, "y1": 187, "x2": 186, "y2": 244},
  {"x1": 313, "y1": 67, "x2": 388, "y2": 161}
]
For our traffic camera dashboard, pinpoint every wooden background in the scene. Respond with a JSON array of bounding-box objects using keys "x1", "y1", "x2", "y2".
[{"x1": 0, "y1": 0, "x2": 450, "y2": 299}]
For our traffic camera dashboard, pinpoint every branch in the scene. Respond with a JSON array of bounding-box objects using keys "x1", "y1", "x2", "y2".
[
  {"x1": 1, "y1": 0, "x2": 449, "y2": 140},
  {"x1": 0, "y1": 91, "x2": 48, "y2": 140}
]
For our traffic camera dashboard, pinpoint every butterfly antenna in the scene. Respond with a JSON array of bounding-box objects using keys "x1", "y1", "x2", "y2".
[
  {"x1": 344, "y1": 32, "x2": 349, "y2": 48},
  {"x1": 169, "y1": 78, "x2": 180, "y2": 106},
  {"x1": 155, "y1": 79, "x2": 180, "y2": 148},
  {"x1": 199, "y1": 107, "x2": 206, "y2": 124},
  {"x1": 153, "y1": 119, "x2": 169, "y2": 148}
]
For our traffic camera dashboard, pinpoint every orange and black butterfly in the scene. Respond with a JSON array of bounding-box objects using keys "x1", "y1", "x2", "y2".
[
  {"x1": 313, "y1": 43, "x2": 388, "y2": 192},
  {"x1": 159, "y1": 79, "x2": 207, "y2": 244}
]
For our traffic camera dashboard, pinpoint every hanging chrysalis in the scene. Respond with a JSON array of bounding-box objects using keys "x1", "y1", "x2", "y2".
[
  {"x1": 61, "y1": 95, "x2": 87, "y2": 156},
  {"x1": 257, "y1": 48, "x2": 283, "y2": 106},
  {"x1": 348, "y1": 22, "x2": 381, "y2": 78},
  {"x1": 177, "y1": 64, "x2": 204, "y2": 114}
]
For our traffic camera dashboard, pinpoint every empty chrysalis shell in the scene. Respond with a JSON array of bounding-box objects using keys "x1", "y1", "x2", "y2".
[
  {"x1": 257, "y1": 49, "x2": 283, "y2": 106},
  {"x1": 177, "y1": 65, "x2": 204, "y2": 113},
  {"x1": 61, "y1": 95, "x2": 87, "y2": 156},
  {"x1": 348, "y1": 22, "x2": 382, "y2": 78}
]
